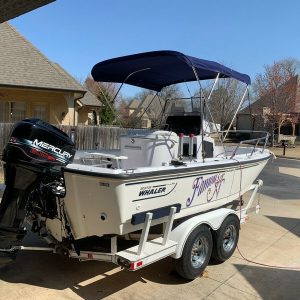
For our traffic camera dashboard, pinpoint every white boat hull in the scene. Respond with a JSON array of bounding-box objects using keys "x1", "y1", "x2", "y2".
[{"x1": 62, "y1": 154, "x2": 270, "y2": 240}]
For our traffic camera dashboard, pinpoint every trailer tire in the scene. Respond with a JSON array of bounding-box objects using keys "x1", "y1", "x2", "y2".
[
  {"x1": 212, "y1": 215, "x2": 240, "y2": 263},
  {"x1": 174, "y1": 225, "x2": 212, "y2": 280}
]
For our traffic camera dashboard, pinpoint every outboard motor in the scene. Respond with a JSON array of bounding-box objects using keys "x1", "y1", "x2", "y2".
[{"x1": 0, "y1": 118, "x2": 75, "y2": 264}]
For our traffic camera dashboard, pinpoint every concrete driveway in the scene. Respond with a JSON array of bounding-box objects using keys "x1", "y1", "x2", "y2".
[{"x1": 0, "y1": 158, "x2": 299, "y2": 300}]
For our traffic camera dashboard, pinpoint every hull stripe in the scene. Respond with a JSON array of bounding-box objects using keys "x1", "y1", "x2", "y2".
[{"x1": 63, "y1": 155, "x2": 271, "y2": 183}]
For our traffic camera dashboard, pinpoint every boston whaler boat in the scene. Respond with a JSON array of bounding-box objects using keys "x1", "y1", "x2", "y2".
[{"x1": 0, "y1": 51, "x2": 272, "y2": 279}]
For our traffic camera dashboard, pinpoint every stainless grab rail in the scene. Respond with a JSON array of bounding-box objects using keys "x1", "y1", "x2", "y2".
[{"x1": 213, "y1": 130, "x2": 269, "y2": 159}]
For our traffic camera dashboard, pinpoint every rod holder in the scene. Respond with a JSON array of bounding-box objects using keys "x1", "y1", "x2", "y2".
[
  {"x1": 189, "y1": 133, "x2": 194, "y2": 158},
  {"x1": 178, "y1": 133, "x2": 184, "y2": 159}
]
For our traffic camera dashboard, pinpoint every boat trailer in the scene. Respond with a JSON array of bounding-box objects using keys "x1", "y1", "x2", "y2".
[{"x1": 0, "y1": 180, "x2": 263, "y2": 278}]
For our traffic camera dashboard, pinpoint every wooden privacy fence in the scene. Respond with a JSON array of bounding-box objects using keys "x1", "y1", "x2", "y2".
[
  {"x1": 60, "y1": 125, "x2": 150, "y2": 150},
  {"x1": 0, "y1": 123, "x2": 14, "y2": 154},
  {"x1": 0, "y1": 122, "x2": 151, "y2": 153}
]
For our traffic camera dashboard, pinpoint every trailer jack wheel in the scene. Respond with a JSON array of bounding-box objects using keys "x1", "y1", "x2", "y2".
[
  {"x1": 212, "y1": 215, "x2": 240, "y2": 263},
  {"x1": 174, "y1": 225, "x2": 212, "y2": 280}
]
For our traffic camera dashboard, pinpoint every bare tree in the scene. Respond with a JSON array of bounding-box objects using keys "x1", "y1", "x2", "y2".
[
  {"x1": 117, "y1": 100, "x2": 129, "y2": 119},
  {"x1": 151, "y1": 85, "x2": 184, "y2": 128},
  {"x1": 126, "y1": 85, "x2": 183, "y2": 128},
  {"x1": 252, "y1": 58, "x2": 300, "y2": 145},
  {"x1": 204, "y1": 78, "x2": 245, "y2": 130},
  {"x1": 84, "y1": 77, "x2": 121, "y2": 125},
  {"x1": 116, "y1": 99, "x2": 143, "y2": 128}
]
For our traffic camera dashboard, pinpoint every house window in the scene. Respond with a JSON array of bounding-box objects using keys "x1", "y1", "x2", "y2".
[
  {"x1": 10, "y1": 101, "x2": 26, "y2": 122},
  {"x1": 0, "y1": 101, "x2": 26, "y2": 122},
  {"x1": 141, "y1": 119, "x2": 149, "y2": 128},
  {"x1": 263, "y1": 107, "x2": 271, "y2": 116},
  {"x1": 32, "y1": 103, "x2": 48, "y2": 122},
  {"x1": 0, "y1": 101, "x2": 9, "y2": 122}
]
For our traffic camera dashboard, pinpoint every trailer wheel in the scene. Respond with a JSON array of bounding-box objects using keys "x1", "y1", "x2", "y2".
[
  {"x1": 212, "y1": 215, "x2": 240, "y2": 263},
  {"x1": 174, "y1": 225, "x2": 212, "y2": 280}
]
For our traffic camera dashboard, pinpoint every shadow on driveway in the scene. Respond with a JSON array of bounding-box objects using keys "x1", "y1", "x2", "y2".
[
  {"x1": 233, "y1": 264, "x2": 300, "y2": 300},
  {"x1": 258, "y1": 158, "x2": 300, "y2": 200},
  {"x1": 0, "y1": 232, "x2": 189, "y2": 300},
  {"x1": 266, "y1": 215, "x2": 300, "y2": 238}
]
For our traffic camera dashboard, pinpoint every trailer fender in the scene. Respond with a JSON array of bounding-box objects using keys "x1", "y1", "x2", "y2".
[{"x1": 170, "y1": 208, "x2": 236, "y2": 259}]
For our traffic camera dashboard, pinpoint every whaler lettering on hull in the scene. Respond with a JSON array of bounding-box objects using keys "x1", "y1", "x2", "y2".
[
  {"x1": 135, "y1": 183, "x2": 177, "y2": 201},
  {"x1": 139, "y1": 187, "x2": 166, "y2": 196}
]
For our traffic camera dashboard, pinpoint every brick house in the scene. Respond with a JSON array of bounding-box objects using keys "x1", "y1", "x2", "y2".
[
  {"x1": 237, "y1": 75, "x2": 300, "y2": 143},
  {"x1": 0, "y1": 22, "x2": 101, "y2": 125}
]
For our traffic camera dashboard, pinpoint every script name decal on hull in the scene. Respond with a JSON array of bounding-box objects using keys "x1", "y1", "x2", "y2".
[{"x1": 186, "y1": 173, "x2": 225, "y2": 206}]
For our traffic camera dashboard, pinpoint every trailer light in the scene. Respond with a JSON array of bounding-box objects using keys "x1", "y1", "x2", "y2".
[
  {"x1": 129, "y1": 261, "x2": 143, "y2": 270},
  {"x1": 87, "y1": 253, "x2": 93, "y2": 259},
  {"x1": 136, "y1": 261, "x2": 143, "y2": 267},
  {"x1": 129, "y1": 260, "x2": 143, "y2": 271}
]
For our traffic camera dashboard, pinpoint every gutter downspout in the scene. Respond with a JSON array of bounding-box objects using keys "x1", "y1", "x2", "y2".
[{"x1": 73, "y1": 91, "x2": 86, "y2": 126}]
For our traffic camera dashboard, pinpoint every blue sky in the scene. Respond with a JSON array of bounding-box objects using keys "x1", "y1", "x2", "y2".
[{"x1": 10, "y1": 0, "x2": 300, "y2": 96}]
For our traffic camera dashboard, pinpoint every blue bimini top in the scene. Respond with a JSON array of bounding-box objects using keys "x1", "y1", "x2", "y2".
[{"x1": 91, "y1": 50, "x2": 251, "y2": 92}]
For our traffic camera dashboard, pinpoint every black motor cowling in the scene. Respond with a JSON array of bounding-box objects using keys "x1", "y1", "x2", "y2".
[
  {"x1": 0, "y1": 118, "x2": 75, "y2": 262},
  {"x1": 3, "y1": 118, "x2": 75, "y2": 168}
]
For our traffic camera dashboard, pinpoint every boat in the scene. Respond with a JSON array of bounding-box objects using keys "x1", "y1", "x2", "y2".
[
  {"x1": 0, "y1": 51, "x2": 272, "y2": 278},
  {"x1": 63, "y1": 50, "x2": 271, "y2": 238}
]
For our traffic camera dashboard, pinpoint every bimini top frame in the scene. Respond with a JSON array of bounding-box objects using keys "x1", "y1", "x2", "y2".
[
  {"x1": 91, "y1": 50, "x2": 254, "y2": 160},
  {"x1": 91, "y1": 50, "x2": 251, "y2": 92}
]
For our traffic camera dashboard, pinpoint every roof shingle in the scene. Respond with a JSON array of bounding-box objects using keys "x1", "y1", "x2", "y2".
[
  {"x1": 78, "y1": 91, "x2": 102, "y2": 107},
  {"x1": 0, "y1": 0, "x2": 55, "y2": 23},
  {"x1": 0, "y1": 22, "x2": 85, "y2": 93}
]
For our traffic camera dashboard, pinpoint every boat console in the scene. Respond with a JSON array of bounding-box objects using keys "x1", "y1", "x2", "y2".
[{"x1": 120, "y1": 131, "x2": 179, "y2": 169}]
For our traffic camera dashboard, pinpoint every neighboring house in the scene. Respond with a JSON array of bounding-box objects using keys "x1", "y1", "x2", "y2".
[
  {"x1": 237, "y1": 75, "x2": 300, "y2": 142},
  {"x1": 77, "y1": 91, "x2": 103, "y2": 125},
  {"x1": 126, "y1": 98, "x2": 152, "y2": 128},
  {"x1": 129, "y1": 95, "x2": 171, "y2": 128},
  {"x1": 236, "y1": 107, "x2": 255, "y2": 131},
  {"x1": 124, "y1": 95, "x2": 195, "y2": 129},
  {"x1": 127, "y1": 99, "x2": 141, "y2": 116},
  {"x1": 0, "y1": 22, "x2": 101, "y2": 126}
]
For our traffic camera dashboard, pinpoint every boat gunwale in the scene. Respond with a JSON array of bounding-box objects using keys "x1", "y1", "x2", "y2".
[{"x1": 63, "y1": 153, "x2": 272, "y2": 181}]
